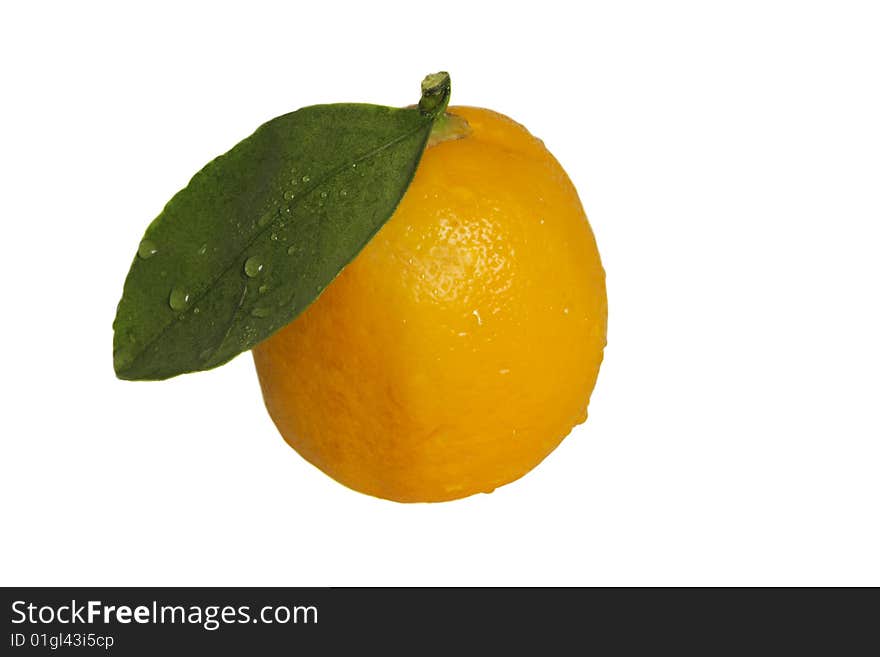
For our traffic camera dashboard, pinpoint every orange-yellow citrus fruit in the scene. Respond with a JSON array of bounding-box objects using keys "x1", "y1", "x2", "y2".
[{"x1": 252, "y1": 106, "x2": 607, "y2": 502}]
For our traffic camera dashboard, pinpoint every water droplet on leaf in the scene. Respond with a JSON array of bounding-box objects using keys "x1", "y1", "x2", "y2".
[
  {"x1": 244, "y1": 256, "x2": 264, "y2": 277},
  {"x1": 251, "y1": 307, "x2": 270, "y2": 318},
  {"x1": 169, "y1": 286, "x2": 191, "y2": 311},
  {"x1": 138, "y1": 240, "x2": 158, "y2": 259}
]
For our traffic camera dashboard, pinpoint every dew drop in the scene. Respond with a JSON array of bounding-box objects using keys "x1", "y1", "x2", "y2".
[
  {"x1": 320, "y1": 191, "x2": 328, "y2": 199},
  {"x1": 258, "y1": 284, "x2": 269, "y2": 294},
  {"x1": 287, "y1": 245, "x2": 297, "y2": 256},
  {"x1": 138, "y1": 240, "x2": 158, "y2": 259},
  {"x1": 197, "y1": 243, "x2": 207, "y2": 255},
  {"x1": 169, "y1": 286, "x2": 191, "y2": 311},
  {"x1": 340, "y1": 189, "x2": 347, "y2": 197},
  {"x1": 301, "y1": 175, "x2": 310, "y2": 183},
  {"x1": 283, "y1": 190, "x2": 296, "y2": 201},
  {"x1": 244, "y1": 256, "x2": 264, "y2": 277},
  {"x1": 251, "y1": 307, "x2": 270, "y2": 318}
]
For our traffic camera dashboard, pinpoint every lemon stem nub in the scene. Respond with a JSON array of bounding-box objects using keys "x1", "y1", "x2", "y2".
[
  {"x1": 418, "y1": 72, "x2": 471, "y2": 147},
  {"x1": 418, "y1": 72, "x2": 452, "y2": 118}
]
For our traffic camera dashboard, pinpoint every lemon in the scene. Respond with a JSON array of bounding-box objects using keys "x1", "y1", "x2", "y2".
[{"x1": 253, "y1": 106, "x2": 606, "y2": 502}]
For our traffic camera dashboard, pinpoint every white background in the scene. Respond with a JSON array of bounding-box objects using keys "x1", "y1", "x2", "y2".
[{"x1": 2, "y1": 1, "x2": 878, "y2": 586}]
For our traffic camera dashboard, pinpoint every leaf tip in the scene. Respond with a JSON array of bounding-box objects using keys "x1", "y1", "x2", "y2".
[{"x1": 113, "y1": 344, "x2": 135, "y2": 380}]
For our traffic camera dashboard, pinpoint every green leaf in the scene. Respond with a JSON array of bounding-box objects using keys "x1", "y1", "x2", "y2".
[{"x1": 113, "y1": 73, "x2": 451, "y2": 380}]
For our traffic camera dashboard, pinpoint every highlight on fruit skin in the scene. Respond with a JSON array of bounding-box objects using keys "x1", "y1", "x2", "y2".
[{"x1": 253, "y1": 104, "x2": 607, "y2": 503}]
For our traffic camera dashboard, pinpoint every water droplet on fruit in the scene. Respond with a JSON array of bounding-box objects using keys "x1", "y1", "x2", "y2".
[
  {"x1": 138, "y1": 240, "x2": 158, "y2": 259},
  {"x1": 169, "y1": 286, "x2": 191, "y2": 311},
  {"x1": 244, "y1": 256, "x2": 264, "y2": 277}
]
